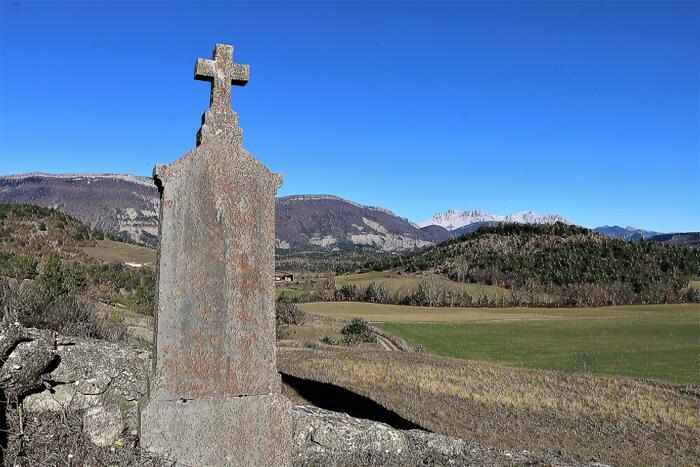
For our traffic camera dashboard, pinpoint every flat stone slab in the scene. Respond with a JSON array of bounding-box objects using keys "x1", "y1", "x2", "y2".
[
  {"x1": 140, "y1": 393, "x2": 292, "y2": 466},
  {"x1": 150, "y1": 130, "x2": 282, "y2": 400}
]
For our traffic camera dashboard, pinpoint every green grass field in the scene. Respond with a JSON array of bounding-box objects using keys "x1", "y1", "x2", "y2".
[
  {"x1": 302, "y1": 301, "x2": 699, "y2": 384},
  {"x1": 373, "y1": 304, "x2": 699, "y2": 384},
  {"x1": 336, "y1": 271, "x2": 512, "y2": 299}
]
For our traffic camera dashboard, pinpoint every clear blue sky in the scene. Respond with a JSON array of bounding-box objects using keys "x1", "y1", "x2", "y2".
[{"x1": 1, "y1": 1, "x2": 698, "y2": 232}]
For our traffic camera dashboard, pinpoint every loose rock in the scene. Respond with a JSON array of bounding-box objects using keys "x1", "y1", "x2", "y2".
[{"x1": 83, "y1": 403, "x2": 124, "y2": 446}]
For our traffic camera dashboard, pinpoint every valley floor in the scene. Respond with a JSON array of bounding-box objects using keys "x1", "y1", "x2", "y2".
[{"x1": 300, "y1": 302, "x2": 699, "y2": 384}]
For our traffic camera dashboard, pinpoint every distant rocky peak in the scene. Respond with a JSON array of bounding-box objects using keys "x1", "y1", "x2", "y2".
[{"x1": 419, "y1": 209, "x2": 571, "y2": 231}]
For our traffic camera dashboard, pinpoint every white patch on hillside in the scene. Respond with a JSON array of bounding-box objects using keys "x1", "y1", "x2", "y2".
[
  {"x1": 349, "y1": 233, "x2": 432, "y2": 252},
  {"x1": 309, "y1": 236, "x2": 338, "y2": 247},
  {"x1": 362, "y1": 217, "x2": 388, "y2": 234}
]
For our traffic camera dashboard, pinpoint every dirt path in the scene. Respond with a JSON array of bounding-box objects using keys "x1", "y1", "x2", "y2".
[{"x1": 376, "y1": 334, "x2": 401, "y2": 351}]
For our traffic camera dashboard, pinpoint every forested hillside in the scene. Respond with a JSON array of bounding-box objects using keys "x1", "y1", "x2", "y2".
[
  {"x1": 362, "y1": 223, "x2": 700, "y2": 306},
  {"x1": 0, "y1": 204, "x2": 154, "y2": 315}
]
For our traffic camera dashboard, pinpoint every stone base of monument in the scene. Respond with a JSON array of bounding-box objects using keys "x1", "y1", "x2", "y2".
[{"x1": 140, "y1": 394, "x2": 292, "y2": 466}]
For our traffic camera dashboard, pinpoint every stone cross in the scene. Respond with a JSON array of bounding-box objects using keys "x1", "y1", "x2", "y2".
[
  {"x1": 140, "y1": 43, "x2": 291, "y2": 466},
  {"x1": 194, "y1": 43, "x2": 250, "y2": 146}
]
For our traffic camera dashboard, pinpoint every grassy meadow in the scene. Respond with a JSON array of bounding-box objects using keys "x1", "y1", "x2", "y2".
[
  {"x1": 82, "y1": 239, "x2": 157, "y2": 265},
  {"x1": 302, "y1": 301, "x2": 699, "y2": 384}
]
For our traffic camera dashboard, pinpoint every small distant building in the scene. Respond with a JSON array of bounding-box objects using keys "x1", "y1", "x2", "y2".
[{"x1": 275, "y1": 272, "x2": 294, "y2": 283}]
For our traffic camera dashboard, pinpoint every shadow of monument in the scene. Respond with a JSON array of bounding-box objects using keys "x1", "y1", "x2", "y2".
[{"x1": 280, "y1": 373, "x2": 425, "y2": 431}]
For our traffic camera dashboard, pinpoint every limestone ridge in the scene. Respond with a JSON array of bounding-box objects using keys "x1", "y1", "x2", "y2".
[{"x1": 0, "y1": 175, "x2": 679, "y2": 249}]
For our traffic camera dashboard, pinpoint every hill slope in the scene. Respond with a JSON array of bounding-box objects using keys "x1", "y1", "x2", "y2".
[
  {"x1": 0, "y1": 174, "x2": 449, "y2": 253},
  {"x1": 649, "y1": 232, "x2": 700, "y2": 247},
  {"x1": 1, "y1": 173, "x2": 689, "y2": 252},
  {"x1": 365, "y1": 223, "x2": 700, "y2": 306},
  {"x1": 0, "y1": 203, "x2": 155, "y2": 315},
  {"x1": 276, "y1": 195, "x2": 440, "y2": 252},
  {"x1": 593, "y1": 225, "x2": 662, "y2": 241},
  {"x1": 0, "y1": 173, "x2": 159, "y2": 246}
]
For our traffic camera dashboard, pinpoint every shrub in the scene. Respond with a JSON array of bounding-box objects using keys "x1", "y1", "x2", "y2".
[
  {"x1": 275, "y1": 299, "x2": 305, "y2": 327},
  {"x1": 337, "y1": 284, "x2": 359, "y2": 301},
  {"x1": 341, "y1": 318, "x2": 375, "y2": 344},
  {"x1": 0, "y1": 277, "x2": 42, "y2": 322},
  {"x1": 363, "y1": 282, "x2": 390, "y2": 303},
  {"x1": 125, "y1": 273, "x2": 156, "y2": 315},
  {"x1": 21, "y1": 295, "x2": 125, "y2": 342},
  {"x1": 0, "y1": 252, "x2": 38, "y2": 280},
  {"x1": 36, "y1": 253, "x2": 85, "y2": 301},
  {"x1": 320, "y1": 336, "x2": 339, "y2": 345}
]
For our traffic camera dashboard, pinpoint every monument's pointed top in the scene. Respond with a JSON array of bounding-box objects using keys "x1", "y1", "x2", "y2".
[{"x1": 194, "y1": 43, "x2": 249, "y2": 146}]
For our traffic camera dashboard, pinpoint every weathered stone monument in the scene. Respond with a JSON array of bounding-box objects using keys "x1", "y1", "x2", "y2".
[{"x1": 139, "y1": 43, "x2": 292, "y2": 466}]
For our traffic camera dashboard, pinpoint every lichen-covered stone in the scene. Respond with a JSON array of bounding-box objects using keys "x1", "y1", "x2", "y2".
[
  {"x1": 292, "y1": 405, "x2": 597, "y2": 467},
  {"x1": 194, "y1": 43, "x2": 249, "y2": 146},
  {"x1": 0, "y1": 325, "x2": 56, "y2": 398},
  {"x1": 147, "y1": 128, "x2": 282, "y2": 400},
  {"x1": 83, "y1": 403, "x2": 124, "y2": 446},
  {"x1": 14, "y1": 333, "x2": 149, "y2": 435},
  {"x1": 140, "y1": 43, "x2": 290, "y2": 466},
  {"x1": 51, "y1": 335, "x2": 150, "y2": 402}
]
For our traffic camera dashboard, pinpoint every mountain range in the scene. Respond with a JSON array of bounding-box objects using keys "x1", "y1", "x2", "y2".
[
  {"x1": 0, "y1": 173, "x2": 690, "y2": 251},
  {"x1": 592, "y1": 225, "x2": 663, "y2": 242},
  {"x1": 418, "y1": 209, "x2": 571, "y2": 231}
]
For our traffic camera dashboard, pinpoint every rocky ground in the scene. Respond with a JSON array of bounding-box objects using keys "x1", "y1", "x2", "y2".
[{"x1": 0, "y1": 321, "x2": 608, "y2": 466}]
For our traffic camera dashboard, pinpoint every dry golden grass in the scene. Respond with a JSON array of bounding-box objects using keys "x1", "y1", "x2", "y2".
[
  {"x1": 301, "y1": 301, "x2": 696, "y2": 323},
  {"x1": 278, "y1": 347, "x2": 700, "y2": 466},
  {"x1": 278, "y1": 314, "x2": 384, "y2": 351},
  {"x1": 299, "y1": 301, "x2": 597, "y2": 323},
  {"x1": 284, "y1": 322, "x2": 343, "y2": 343},
  {"x1": 82, "y1": 239, "x2": 156, "y2": 265}
]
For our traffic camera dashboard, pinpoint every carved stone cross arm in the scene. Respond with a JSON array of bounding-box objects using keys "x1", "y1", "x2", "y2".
[
  {"x1": 194, "y1": 43, "x2": 249, "y2": 112},
  {"x1": 195, "y1": 57, "x2": 249, "y2": 85}
]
